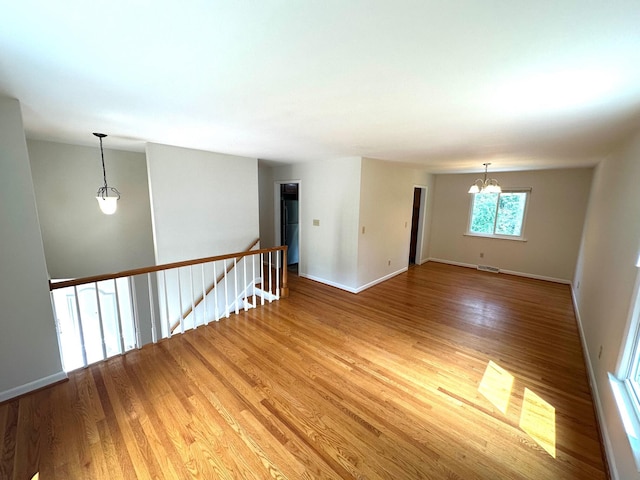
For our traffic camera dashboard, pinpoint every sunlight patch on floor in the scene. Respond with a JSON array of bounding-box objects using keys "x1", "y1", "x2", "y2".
[
  {"x1": 478, "y1": 361, "x2": 556, "y2": 458},
  {"x1": 519, "y1": 387, "x2": 556, "y2": 458},
  {"x1": 478, "y1": 360, "x2": 514, "y2": 414}
]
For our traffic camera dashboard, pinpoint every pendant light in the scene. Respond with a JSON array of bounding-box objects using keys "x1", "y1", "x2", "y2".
[
  {"x1": 94, "y1": 133, "x2": 120, "y2": 214},
  {"x1": 468, "y1": 162, "x2": 502, "y2": 194}
]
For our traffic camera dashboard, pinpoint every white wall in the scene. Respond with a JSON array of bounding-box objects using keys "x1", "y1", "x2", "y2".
[
  {"x1": 271, "y1": 157, "x2": 362, "y2": 290},
  {"x1": 573, "y1": 131, "x2": 640, "y2": 479},
  {"x1": 260, "y1": 157, "x2": 434, "y2": 292},
  {"x1": 357, "y1": 158, "x2": 433, "y2": 288},
  {"x1": 258, "y1": 161, "x2": 276, "y2": 248},
  {"x1": 146, "y1": 143, "x2": 260, "y2": 264},
  {"x1": 429, "y1": 168, "x2": 593, "y2": 281},
  {"x1": 28, "y1": 140, "x2": 155, "y2": 278},
  {"x1": 0, "y1": 97, "x2": 65, "y2": 400}
]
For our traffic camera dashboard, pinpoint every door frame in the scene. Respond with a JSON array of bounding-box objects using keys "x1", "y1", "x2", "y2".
[
  {"x1": 274, "y1": 180, "x2": 301, "y2": 266},
  {"x1": 411, "y1": 185, "x2": 429, "y2": 265}
]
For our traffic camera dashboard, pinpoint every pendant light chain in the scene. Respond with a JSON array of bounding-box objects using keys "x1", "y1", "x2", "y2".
[{"x1": 99, "y1": 134, "x2": 109, "y2": 190}]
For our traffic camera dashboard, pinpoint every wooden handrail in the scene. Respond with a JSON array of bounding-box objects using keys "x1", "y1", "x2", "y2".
[
  {"x1": 49, "y1": 241, "x2": 286, "y2": 291},
  {"x1": 170, "y1": 238, "x2": 260, "y2": 332}
]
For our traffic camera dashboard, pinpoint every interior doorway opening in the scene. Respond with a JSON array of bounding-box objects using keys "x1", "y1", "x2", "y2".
[
  {"x1": 409, "y1": 186, "x2": 428, "y2": 265},
  {"x1": 279, "y1": 183, "x2": 299, "y2": 274}
]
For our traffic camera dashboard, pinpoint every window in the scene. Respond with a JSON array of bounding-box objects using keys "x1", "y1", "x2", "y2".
[
  {"x1": 610, "y1": 269, "x2": 640, "y2": 471},
  {"x1": 628, "y1": 336, "x2": 640, "y2": 403},
  {"x1": 467, "y1": 189, "x2": 530, "y2": 239}
]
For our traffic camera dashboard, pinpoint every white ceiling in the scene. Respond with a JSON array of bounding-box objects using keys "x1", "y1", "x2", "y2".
[{"x1": 2, "y1": 1, "x2": 640, "y2": 173}]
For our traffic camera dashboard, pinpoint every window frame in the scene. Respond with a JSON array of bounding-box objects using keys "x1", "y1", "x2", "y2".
[
  {"x1": 465, "y1": 188, "x2": 531, "y2": 241},
  {"x1": 610, "y1": 268, "x2": 640, "y2": 471}
]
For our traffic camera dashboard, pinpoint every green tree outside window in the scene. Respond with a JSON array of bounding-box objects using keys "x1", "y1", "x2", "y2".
[{"x1": 469, "y1": 192, "x2": 528, "y2": 237}]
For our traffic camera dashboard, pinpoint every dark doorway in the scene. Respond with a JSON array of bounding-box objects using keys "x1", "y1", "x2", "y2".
[
  {"x1": 280, "y1": 183, "x2": 299, "y2": 273},
  {"x1": 409, "y1": 187, "x2": 421, "y2": 264}
]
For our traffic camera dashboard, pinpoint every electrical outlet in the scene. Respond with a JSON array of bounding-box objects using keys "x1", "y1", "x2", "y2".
[
  {"x1": 388, "y1": 260, "x2": 391, "y2": 266},
  {"x1": 479, "y1": 252, "x2": 484, "y2": 258},
  {"x1": 598, "y1": 345, "x2": 603, "y2": 359},
  {"x1": 313, "y1": 219, "x2": 320, "y2": 226}
]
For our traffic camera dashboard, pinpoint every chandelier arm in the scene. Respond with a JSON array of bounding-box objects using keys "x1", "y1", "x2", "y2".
[{"x1": 469, "y1": 162, "x2": 501, "y2": 193}]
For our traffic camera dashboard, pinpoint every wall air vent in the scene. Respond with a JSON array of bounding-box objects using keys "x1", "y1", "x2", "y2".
[{"x1": 477, "y1": 264, "x2": 500, "y2": 273}]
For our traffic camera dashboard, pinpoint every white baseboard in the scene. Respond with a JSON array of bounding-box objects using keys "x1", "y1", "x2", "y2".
[
  {"x1": 299, "y1": 273, "x2": 358, "y2": 293},
  {"x1": 570, "y1": 286, "x2": 618, "y2": 480},
  {"x1": 427, "y1": 257, "x2": 571, "y2": 284},
  {"x1": 427, "y1": 257, "x2": 477, "y2": 269},
  {"x1": 500, "y1": 268, "x2": 571, "y2": 285},
  {"x1": 300, "y1": 267, "x2": 408, "y2": 294},
  {"x1": 0, "y1": 370, "x2": 68, "y2": 403},
  {"x1": 354, "y1": 267, "x2": 408, "y2": 293}
]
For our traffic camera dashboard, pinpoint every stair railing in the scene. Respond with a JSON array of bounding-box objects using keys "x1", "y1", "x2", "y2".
[
  {"x1": 49, "y1": 244, "x2": 288, "y2": 372},
  {"x1": 169, "y1": 238, "x2": 260, "y2": 333}
]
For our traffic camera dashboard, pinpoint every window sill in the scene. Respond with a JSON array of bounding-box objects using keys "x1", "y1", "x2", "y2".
[
  {"x1": 609, "y1": 373, "x2": 640, "y2": 472},
  {"x1": 464, "y1": 233, "x2": 527, "y2": 242}
]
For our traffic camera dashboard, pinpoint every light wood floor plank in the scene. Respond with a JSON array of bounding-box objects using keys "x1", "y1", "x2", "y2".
[{"x1": 0, "y1": 263, "x2": 609, "y2": 479}]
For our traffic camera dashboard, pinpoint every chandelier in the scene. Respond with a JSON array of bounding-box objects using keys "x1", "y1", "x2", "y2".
[{"x1": 468, "y1": 163, "x2": 502, "y2": 194}]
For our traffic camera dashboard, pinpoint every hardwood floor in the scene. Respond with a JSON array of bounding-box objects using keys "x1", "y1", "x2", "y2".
[{"x1": 0, "y1": 262, "x2": 608, "y2": 479}]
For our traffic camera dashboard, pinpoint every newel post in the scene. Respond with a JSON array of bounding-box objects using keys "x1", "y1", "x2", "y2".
[{"x1": 281, "y1": 245, "x2": 289, "y2": 298}]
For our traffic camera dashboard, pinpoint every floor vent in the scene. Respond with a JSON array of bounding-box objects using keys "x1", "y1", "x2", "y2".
[{"x1": 477, "y1": 264, "x2": 500, "y2": 273}]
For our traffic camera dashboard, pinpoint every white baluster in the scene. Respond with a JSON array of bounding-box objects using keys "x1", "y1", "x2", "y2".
[
  {"x1": 202, "y1": 264, "x2": 208, "y2": 325},
  {"x1": 260, "y1": 253, "x2": 265, "y2": 306},
  {"x1": 73, "y1": 285, "x2": 88, "y2": 367},
  {"x1": 214, "y1": 261, "x2": 220, "y2": 321},
  {"x1": 190, "y1": 266, "x2": 196, "y2": 329},
  {"x1": 234, "y1": 258, "x2": 239, "y2": 315},
  {"x1": 148, "y1": 273, "x2": 157, "y2": 344},
  {"x1": 163, "y1": 271, "x2": 171, "y2": 338},
  {"x1": 129, "y1": 277, "x2": 142, "y2": 349},
  {"x1": 243, "y1": 255, "x2": 248, "y2": 311},
  {"x1": 252, "y1": 253, "x2": 256, "y2": 308},
  {"x1": 223, "y1": 259, "x2": 230, "y2": 318},
  {"x1": 268, "y1": 251, "x2": 273, "y2": 303},
  {"x1": 177, "y1": 269, "x2": 184, "y2": 334},
  {"x1": 113, "y1": 279, "x2": 125, "y2": 353},
  {"x1": 94, "y1": 282, "x2": 107, "y2": 360}
]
